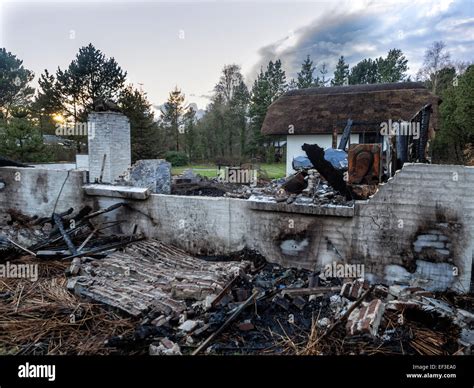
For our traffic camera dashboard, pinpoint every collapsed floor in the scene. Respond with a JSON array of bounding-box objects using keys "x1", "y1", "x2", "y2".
[{"x1": 0, "y1": 211, "x2": 473, "y2": 355}]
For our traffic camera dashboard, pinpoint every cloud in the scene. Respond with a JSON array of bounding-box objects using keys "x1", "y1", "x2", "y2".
[{"x1": 248, "y1": 0, "x2": 473, "y2": 83}]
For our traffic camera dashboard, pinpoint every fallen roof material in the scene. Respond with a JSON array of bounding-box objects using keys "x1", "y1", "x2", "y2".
[{"x1": 68, "y1": 239, "x2": 250, "y2": 317}]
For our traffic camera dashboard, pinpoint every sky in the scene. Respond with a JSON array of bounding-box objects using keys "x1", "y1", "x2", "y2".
[{"x1": 0, "y1": 0, "x2": 473, "y2": 111}]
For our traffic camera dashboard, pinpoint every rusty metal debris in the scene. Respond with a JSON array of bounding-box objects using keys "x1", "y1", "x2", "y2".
[{"x1": 347, "y1": 144, "x2": 382, "y2": 185}]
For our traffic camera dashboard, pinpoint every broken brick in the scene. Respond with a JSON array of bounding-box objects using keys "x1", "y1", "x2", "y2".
[
  {"x1": 341, "y1": 278, "x2": 368, "y2": 301},
  {"x1": 346, "y1": 299, "x2": 385, "y2": 337},
  {"x1": 373, "y1": 285, "x2": 389, "y2": 299}
]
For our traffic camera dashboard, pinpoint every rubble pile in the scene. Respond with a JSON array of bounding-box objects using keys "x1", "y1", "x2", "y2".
[
  {"x1": 172, "y1": 169, "x2": 240, "y2": 197},
  {"x1": 0, "y1": 209, "x2": 51, "y2": 252},
  {"x1": 0, "y1": 204, "x2": 143, "y2": 261},
  {"x1": 0, "y1": 208, "x2": 472, "y2": 356},
  {"x1": 172, "y1": 167, "x2": 353, "y2": 207},
  {"x1": 171, "y1": 143, "x2": 374, "y2": 207},
  {"x1": 77, "y1": 253, "x2": 471, "y2": 356},
  {"x1": 248, "y1": 170, "x2": 353, "y2": 207}
]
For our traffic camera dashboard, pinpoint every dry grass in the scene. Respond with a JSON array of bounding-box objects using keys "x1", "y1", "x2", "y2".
[
  {"x1": 0, "y1": 256, "x2": 136, "y2": 355},
  {"x1": 272, "y1": 305, "x2": 462, "y2": 356}
]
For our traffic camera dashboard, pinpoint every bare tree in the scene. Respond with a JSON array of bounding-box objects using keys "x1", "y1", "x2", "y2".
[
  {"x1": 453, "y1": 60, "x2": 471, "y2": 76},
  {"x1": 417, "y1": 41, "x2": 451, "y2": 93}
]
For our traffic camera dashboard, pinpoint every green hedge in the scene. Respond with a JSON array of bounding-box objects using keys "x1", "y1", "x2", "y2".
[{"x1": 165, "y1": 151, "x2": 189, "y2": 166}]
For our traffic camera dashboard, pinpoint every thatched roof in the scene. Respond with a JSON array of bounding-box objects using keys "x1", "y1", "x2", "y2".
[{"x1": 261, "y1": 82, "x2": 441, "y2": 135}]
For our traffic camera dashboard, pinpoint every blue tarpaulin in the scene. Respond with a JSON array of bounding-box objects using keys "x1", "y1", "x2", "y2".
[{"x1": 293, "y1": 148, "x2": 348, "y2": 171}]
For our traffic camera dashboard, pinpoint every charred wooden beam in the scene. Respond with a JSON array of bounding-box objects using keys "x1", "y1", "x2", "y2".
[
  {"x1": 6, "y1": 209, "x2": 35, "y2": 227},
  {"x1": 281, "y1": 286, "x2": 341, "y2": 296},
  {"x1": 211, "y1": 276, "x2": 240, "y2": 308},
  {"x1": 81, "y1": 202, "x2": 126, "y2": 221},
  {"x1": 62, "y1": 235, "x2": 145, "y2": 260},
  {"x1": 192, "y1": 290, "x2": 259, "y2": 355},
  {"x1": 410, "y1": 104, "x2": 432, "y2": 163},
  {"x1": 338, "y1": 119, "x2": 353, "y2": 151},
  {"x1": 302, "y1": 143, "x2": 351, "y2": 199},
  {"x1": 52, "y1": 213, "x2": 78, "y2": 256},
  {"x1": 417, "y1": 105, "x2": 431, "y2": 162},
  {"x1": 71, "y1": 206, "x2": 93, "y2": 222}
]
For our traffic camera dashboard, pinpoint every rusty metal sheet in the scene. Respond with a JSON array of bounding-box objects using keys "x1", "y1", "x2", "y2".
[{"x1": 348, "y1": 144, "x2": 381, "y2": 185}]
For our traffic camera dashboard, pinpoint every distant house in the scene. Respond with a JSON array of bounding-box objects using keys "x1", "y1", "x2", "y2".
[
  {"x1": 42, "y1": 134, "x2": 74, "y2": 147},
  {"x1": 261, "y1": 82, "x2": 440, "y2": 175}
]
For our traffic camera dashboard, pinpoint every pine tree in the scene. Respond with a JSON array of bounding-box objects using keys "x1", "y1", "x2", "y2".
[
  {"x1": 349, "y1": 49, "x2": 409, "y2": 85},
  {"x1": 331, "y1": 56, "x2": 349, "y2": 86},
  {"x1": 297, "y1": 55, "x2": 316, "y2": 89},
  {"x1": 183, "y1": 106, "x2": 197, "y2": 161},
  {"x1": 319, "y1": 63, "x2": 329, "y2": 87},
  {"x1": 349, "y1": 58, "x2": 378, "y2": 84},
  {"x1": 287, "y1": 78, "x2": 298, "y2": 90},
  {"x1": 249, "y1": 59, "x2": 287, "y2": 159},
  {"x1": 33, "y1": 70, "x2": 61, "y2": 135},
  {"x1": 0, "y1": 48, "x2": 34, "y2": 120},
  {"x1": 119, "y1": 85, "x2": 161, "y2": 162},
  {"x1": 248, "y1": 68, "x2": 271, "y2": 158},
  {"x1": 377, "y1": 49, "x2": 408, "y2": 82},
  {"x1": 0, "y1": 109, "x2": 47, "y2": 162},
  {"x1": 45, "y1": 43, "x2": 127, "y2": 121},
  {"x1": 267, "y1": 59, "x2": 287, "y2": 97},
  {"x1": 161, "y1": 87, "x2": 185, "y2": 151},
  {"x1": 433, "y1": 65, "x2": 474, "y2": 163}
]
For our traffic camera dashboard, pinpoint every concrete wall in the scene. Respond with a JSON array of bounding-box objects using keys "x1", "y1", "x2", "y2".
[
  {"x1": 30, "y1": 163, "x2": 76, "y2": 171},
  {"x1": 286, "y1": 134, "x2": 359, "y2": 175},
  {"x1": 0, "y1": 167, "x2": 89, "y2": 217},
  {"x1": 88, "y1": 112, "x2": 131, "y2": 183}
]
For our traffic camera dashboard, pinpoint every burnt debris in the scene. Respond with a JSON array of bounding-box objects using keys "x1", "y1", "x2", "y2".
[
  {"x1": 0, "y1": 210, "x2": 472, "y2": 356},
  {"x1": 302, "y1": 143, "x2": 351, "y2": 199},
  {"x1": 0, "y1": 203, "x2": 140, "y2": 261}
]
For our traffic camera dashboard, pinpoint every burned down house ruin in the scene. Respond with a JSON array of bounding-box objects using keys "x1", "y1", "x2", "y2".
[{"x1": 0, "y1": 85, "x2": 473, "y2": 356}]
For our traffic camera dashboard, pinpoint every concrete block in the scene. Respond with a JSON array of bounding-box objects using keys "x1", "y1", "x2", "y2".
[
  {"x1": 83, "y1": 184, "x2": 150, "y2": 199},
  {"x1": 123, "y1": 159, "x2": 171, "y2": 194}
]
